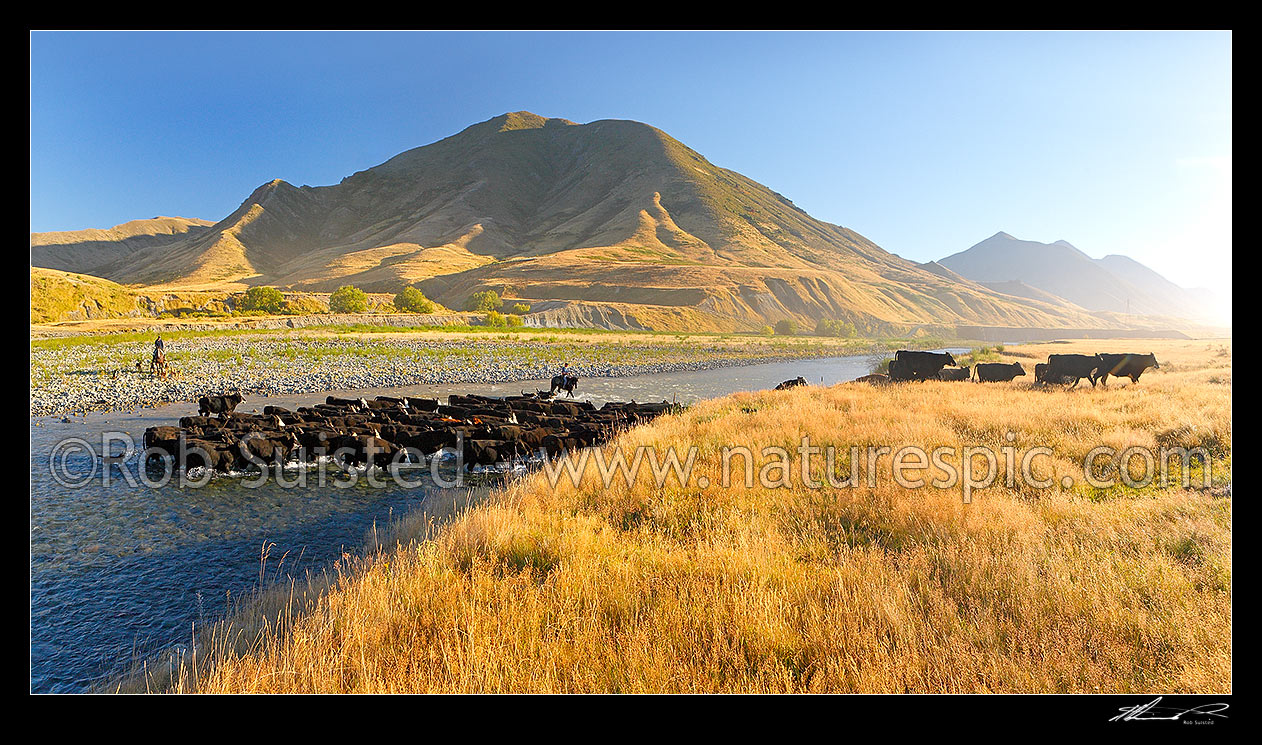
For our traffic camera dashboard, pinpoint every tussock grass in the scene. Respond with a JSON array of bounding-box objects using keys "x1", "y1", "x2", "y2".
[
  {"x1": 31, "y1": 268, "x2": 139, "y2": 324},
  {"x1": 140, "y1": 339, "x2": 1230, "y2": 693}
]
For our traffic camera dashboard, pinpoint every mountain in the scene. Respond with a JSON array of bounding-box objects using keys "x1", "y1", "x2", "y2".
[
  {"x1": 30, "y1": 217, "x2": 214, "y2": 275},
  {"x1": 938, "y1": 232, "x2": 1217, "y2": 322},
  {"x1": 1094, "y1": 254, "x2": 1215, "y2": 320},
  {"x1": 32, "y1": 112, "x2": 1159, "y2": 332}
]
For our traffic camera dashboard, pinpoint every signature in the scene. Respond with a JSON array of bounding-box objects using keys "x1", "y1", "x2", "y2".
[{"x1": 1110, "y1": 697, "x2": 1230, "y2": 723}]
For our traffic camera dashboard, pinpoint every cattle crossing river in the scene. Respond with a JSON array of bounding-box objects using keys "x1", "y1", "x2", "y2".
[{"x1": 29, "y1": 352, "x2": 962, "y2": 692}]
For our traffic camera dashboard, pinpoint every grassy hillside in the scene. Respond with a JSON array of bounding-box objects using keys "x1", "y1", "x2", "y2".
[
  {"x1": 30, "y1": 269, "x2": 438, "y2": 326},
  {"x1": 30, "y1": 268, "x2": 140, "y2": 324},
  {"x1": 140, "y1": 338, "x2": 1230, "y2": 693}
]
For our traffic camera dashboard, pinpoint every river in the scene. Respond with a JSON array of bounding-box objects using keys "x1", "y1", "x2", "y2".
[{"x1": 29, "y1": 352, "x2": 931, "y2": 692}]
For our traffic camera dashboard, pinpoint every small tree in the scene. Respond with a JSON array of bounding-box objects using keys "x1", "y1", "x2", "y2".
[
  {"x1": 505, "y1": 314, "x2": 524, "y2": 327},
  {"x1": 511, "y1": 303, "x2": 531, "y2": 314},
  {"x1": 466, "y1": 290, "x2": 502, "y2": 312},
  {"x1": 774, "y1": 319, "x2": 799, "y2": 336},
  {"x1": 484, "y1": 310, "x2": 507, "y2": 327},
  {"x1": 759, "y1": 325, "x2": 775, "y2": 337},
  {"x1": 393, "y1": 286, "x2": 434, "y2": 313},
  {"x1": 329, "y1": 285, "x2": 368, "y2": 313},
  {"x1": 240, "y1": 286, "x2": 286, "y2": 314}
]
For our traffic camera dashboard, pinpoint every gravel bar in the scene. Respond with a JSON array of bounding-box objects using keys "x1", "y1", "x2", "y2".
[{"x1": 31, "y1": 335, "x2": 858, "y2": 417}]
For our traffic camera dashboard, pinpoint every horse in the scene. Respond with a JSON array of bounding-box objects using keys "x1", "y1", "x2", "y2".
[
  {"x1": 550, "y1": 374, "x2": 578, "y2": 398},
  {"x1": 151, "y1": 349, "x2": 169, "y2": 380}
]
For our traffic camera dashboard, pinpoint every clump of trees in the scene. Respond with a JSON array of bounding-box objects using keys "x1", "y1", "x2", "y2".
[
  {"x1": 393, "y1": 286, "x2": 435, "y2": 313},
  {"x1": 815, "y1": 318, "x2": 857, "y2": 337},
  {"x1": 239, "y1": 286, "x2": 286, "y2": 314},
  {"x1": 484, "y1": 311, "x2": 525, "y2": 328},
  {"x1": 466, "y1": 290, "x2": 502, "y2": 312},
  {"x1": 329, "y1": 285, "x2": 369, "y2": 313},
  {"x1": 511, "y1": 303, "x2": 531, "y2": 314},
  {"x1": 774, "y1": 319, "x2": 799, "y2": 336}
]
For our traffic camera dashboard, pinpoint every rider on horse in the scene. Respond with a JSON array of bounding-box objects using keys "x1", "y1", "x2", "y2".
[
  {"x1": 152, "y1": 335, "x2": 167, "y2": 377},
  {"x1": 551, "y1": 363, "x2": 579, "y2": 397}
]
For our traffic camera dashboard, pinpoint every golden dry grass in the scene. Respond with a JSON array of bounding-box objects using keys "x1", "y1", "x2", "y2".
[{"x1": 145, "y1": 338, "x2": 1231, "y2": 693}]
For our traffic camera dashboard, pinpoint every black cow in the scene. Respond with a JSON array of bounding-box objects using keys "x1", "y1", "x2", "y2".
[
  {"x1": 198, "y1": 393, "x2": 244, "y2": 418},
  {"x1": 1095, "y1": 353, "x2": 1160, "y2": 386},
  {"x1": 774, "y1": 377, "x2": 808, "y2": 390},
  {"x1": 853, "y1": 373, "x2": 892, "y2": 385},
  {"x1": 889, "y1": 350, "x2": 959, "y2": 381},
  {"x1": 974, "y1": 362, "x2": 1026, "y2": 383},
  {"x1": 550, "y1": 375, "x2": 578, "y2": 397},
  {"x1": 326, "y1": 396, "x2": 368, "y2": 409},
  {"x1": 938, "y1": 366, "x2": 971, "y2": 381},
  {"x1": 1034, "y1": 363, "x2": 1049, "y2": 383},
  {"x1": 1042, "y1": 354, "x2": 1100, "y2": 388},
  {"x1": 234, "y1": 432, "x2": 301, "y2": 467}
]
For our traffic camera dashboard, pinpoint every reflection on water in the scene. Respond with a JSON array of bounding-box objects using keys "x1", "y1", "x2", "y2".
[{"x1": 29, "y1": 353, "x2": 932, "y2": 692}]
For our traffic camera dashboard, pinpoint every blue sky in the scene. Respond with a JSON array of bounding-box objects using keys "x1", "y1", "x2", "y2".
[{"x1": 30, "y1": 30, "x2": 1231, "y2": 298}]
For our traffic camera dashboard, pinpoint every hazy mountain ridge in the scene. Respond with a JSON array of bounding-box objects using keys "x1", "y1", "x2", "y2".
[
  {"x1": 30, "y1": 113, "x2": 1181, "y2": 332},
  {"x1": 938, "y1": 232, "x2": 1218, "y2": 322},
  {"x1": 30, "y1": 216, "x2": 214, "y2": 275}
]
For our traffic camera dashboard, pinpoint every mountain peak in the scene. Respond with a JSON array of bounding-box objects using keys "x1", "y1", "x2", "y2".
[
  {"x1": 243, "y1": 178, "x2": 298, "y2": 205},
  {"x1": 990, "y1": 231, "x2": 1016, "y2": 241},
  {"x1": 473, "y1": 111, "x2": 578, "y2": 134}
]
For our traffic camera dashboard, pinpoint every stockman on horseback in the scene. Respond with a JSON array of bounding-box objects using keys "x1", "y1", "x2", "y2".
[
  {"x1": 551, "y1": 363, "x2": 579, "y2": 397},
  {"x1": 152, "y1": 335, "x2": 168, "y2": 378}
]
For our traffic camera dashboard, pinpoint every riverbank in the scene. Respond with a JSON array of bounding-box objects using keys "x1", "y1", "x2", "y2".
[
  {"x1": 36, "y1": 352, "x2": 889, "y2": 692},
  {"x1": 30, "y1": 328, "x2": 909, "y2": 417},
  {"x1": 134, "y1": 338, "x2": 1231, "y2": 693}
]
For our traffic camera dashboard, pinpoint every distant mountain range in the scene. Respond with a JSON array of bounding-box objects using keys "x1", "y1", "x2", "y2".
[
  {"x1": 937, "y1": 232, "x2": 1220, "y2": 322},
  {"x1": 28, "y1": 112, "x2": 1215, "y2": 333}
]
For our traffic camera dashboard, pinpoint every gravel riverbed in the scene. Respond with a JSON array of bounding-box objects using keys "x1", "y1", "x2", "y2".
[{"x1": 31, "y1": 335, "x2": 864, "y2": 417}]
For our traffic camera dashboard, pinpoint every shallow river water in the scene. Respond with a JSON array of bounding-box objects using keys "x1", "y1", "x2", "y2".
[{"x1": 30, "y1": 353, "x2": 931, "y2": 692}]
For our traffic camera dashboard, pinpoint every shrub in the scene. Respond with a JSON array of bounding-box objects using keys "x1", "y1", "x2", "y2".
[
  {"x1": 506, "y1": 314, "x2": 524, "y2": 327},
  {"x1": 962, "y1": 346, "x2": 1001, "y2": 366},
  {"x1": 393, "y1": 286, "x2": 435, "y2": 313},
  {"x1": 869, "y1": 355, "x2": 895, "y2": 375},
  {"x1": 329, "y1": 285, "x2": 369, "y2": 314},
  {"x1": 511, "y1": 303, "x2": 531, "y2": 314},
  {"x1": 240, "y1": 286, "x2": 286, "y2": 314},
  {"x1": 774, "y1": 319, "x2": 799, "y2": 336},
  {"x1": 815, "y1": 318, "x2": 856, "y2": 337},
  {"x1": 484, "y1": 311, "x2": 507, "y2": 327},
  {"x1": 760, "y1": 325, "x2": 775, "y2": 337},
  {"x1": 283, "y1": 295, "x2": 327, "y2": 315},
  {"x1": 466, "y1": 290, "x2": 502, "y2": 312}
]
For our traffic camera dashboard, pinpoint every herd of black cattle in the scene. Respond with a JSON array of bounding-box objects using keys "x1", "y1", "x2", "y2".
[
  {"x1": 141, "y1": 350, "x2": 1160, "y2": 474},
  {"x1": 882, "y1": 350, "x2": 1160, "y2": 385},
  {"x1": 143, "y1": 392, "x2": 678, "y2": 474}
]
